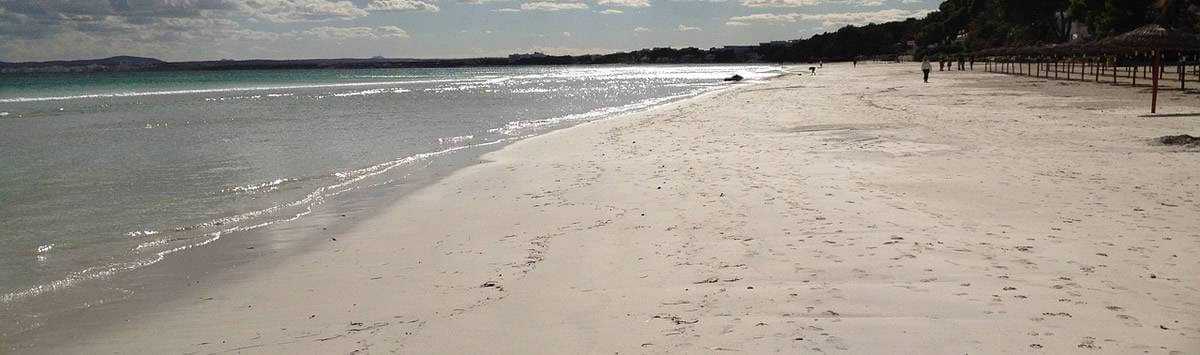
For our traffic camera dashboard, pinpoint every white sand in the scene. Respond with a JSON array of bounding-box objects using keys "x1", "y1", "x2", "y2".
[{"x1": 38, "y1": 64, "x2": 1200, "y2": 354}]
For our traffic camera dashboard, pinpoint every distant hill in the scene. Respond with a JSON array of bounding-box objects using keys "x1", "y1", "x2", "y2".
[{"x1": 0, "y1": 56, "x2": 166, "y2": 73}]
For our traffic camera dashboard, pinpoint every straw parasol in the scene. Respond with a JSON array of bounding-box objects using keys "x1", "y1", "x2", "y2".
[
  {"x1": 1094, "y1": 24, "x2": 1200, "y2": 53},
  {"x1": 1095, "y1": 24, "x2": 1200, "y2": 113}
]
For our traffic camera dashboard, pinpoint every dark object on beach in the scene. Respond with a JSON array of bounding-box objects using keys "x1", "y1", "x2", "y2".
[
  {"x1": 808, "y1": 67, "x2": 816, "y2": 75},
  {"x1": 724, "y1": 74, "x2": 743, "y2": 82},
  {"x1": 1158, "y1": 135, "x2": 1200, "y2": 146}
]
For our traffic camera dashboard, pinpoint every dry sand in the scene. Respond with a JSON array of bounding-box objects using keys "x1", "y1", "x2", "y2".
[{"x1": 33, "y1": 63, "x2": 1200, "y2": 354}]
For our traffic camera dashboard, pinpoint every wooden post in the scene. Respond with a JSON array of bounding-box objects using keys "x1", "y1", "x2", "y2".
[
  {"x1": 1152, "y1": 51, "x2": 1160, "y2": 114},
  {"x1": 1180, "y1": 58, "x2": 1185, "y2": 90}
]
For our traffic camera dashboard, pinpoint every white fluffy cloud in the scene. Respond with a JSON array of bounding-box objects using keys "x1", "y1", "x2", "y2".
[
  {"x1": 676, "y1": 24, "x2": 701, "y2": 31},
  {"x1": 597, "y1": 0, "x2": 652, "y2": 7},
  {"x1": 301, "y1": 25, "x2": 410, "y2": 39},
  {"x1": 739, "y1": 0, "x2": 886, "y2": 8},
  {"x1": 366, "y1": 0, "x2": 440, "y2": 12},
  {"x1": 241, "y1": 0, "x2": 368, "y2": 22},
  {"x1": 520, "y1": 1, "x2": 589, "y2": 11}
]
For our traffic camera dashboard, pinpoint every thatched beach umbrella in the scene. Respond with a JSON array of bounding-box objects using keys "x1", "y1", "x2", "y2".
[{"x1": 1096, "y1": 25, "x2": 1200, "y2": 113}]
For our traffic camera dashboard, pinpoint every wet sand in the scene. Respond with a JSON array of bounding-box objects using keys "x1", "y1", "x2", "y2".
[{"x1": 29, "y1": 63, "x2": 1200, "y2": 354}]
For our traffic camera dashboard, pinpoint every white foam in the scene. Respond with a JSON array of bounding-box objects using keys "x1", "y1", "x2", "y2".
[
  {"x1": 488, "y1": 86, "x2": 720, "y2": 136},
  {"x1": 437, "y1": 135, "x2": 474, "y2": 144},
  {"x1": 331, "y1": 88, "x2": 410, "y2": 97},
  {"x1": 511, "y1": 88, "x2": 554, "y2": 94},
  {"x1": 222, "y1": 178, "x2": 293, "y2": 194},
  {"x1": 125, "y1": 230, "x2": 160, "y2": 238},
  {"x1": 0, "y1": 79, "x2": 465, "y2": 103}
]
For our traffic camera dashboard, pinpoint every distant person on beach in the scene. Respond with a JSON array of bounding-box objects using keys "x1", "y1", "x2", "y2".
[
  {"x1": 922, "y1": 59, "x2": 932, "y2": 83},
  {"x1": 939, "y1": 60, "x2": 944, "y2": 71}
]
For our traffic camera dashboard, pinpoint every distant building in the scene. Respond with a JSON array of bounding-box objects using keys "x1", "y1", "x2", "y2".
[
  {"x1": 508, "y1": 52, "x2": 548, "y2": 60},
  {"x1": 721, "y1": 46, "x2": 757, "y2": 55}
]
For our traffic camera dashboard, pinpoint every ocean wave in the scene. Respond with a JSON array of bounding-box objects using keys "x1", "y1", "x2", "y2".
[
  {"x1": 488, "y1": 86, "x2": 721, "y2": 136},
  {"x1": 0, "y1": 79, "x2": 464, "y2": 103},
  {"x1": 511, "y1": 88, "x2": 555, "y2": 94},
  {"x1": 331, "y1": 87, "x2": 410, "y2": 97},
  {"x1": 125, "y1": 230, "x2": 160, "y2": 238},
  {"x1": 423, "y1": 84, "x2": 488, "y2": 93},
  {"x1": 205, "y1": 93, "x2": 294, "y2": 101},
  {"x1": 221, "y1": 178, "x2": 295, "y2": 194},
  {"x1": 437, "y1": 135, "x2": 474, "y2": 144}
]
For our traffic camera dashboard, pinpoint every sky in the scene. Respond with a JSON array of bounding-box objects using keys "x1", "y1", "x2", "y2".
[{"x1": 0, "y1": 0, "x2": 938, "y2": 62}]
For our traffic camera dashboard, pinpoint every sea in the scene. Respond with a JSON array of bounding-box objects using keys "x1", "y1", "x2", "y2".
[{"x1": 0, "y1": 64, "x2": 781, "y2": 339}]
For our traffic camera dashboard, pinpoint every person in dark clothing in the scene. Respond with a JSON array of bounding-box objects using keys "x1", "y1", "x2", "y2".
[{"x1": 922, "y1": 59, "x2": 932, "y2": 83}]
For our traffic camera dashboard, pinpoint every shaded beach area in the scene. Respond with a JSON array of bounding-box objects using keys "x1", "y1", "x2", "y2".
[{"x1": 20, "y1": 63, "x2": 1200, "y2": 354}]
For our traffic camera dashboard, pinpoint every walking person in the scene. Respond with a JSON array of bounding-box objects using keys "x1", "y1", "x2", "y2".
[{"x1": 922, "y1": 58, "x2": 932, "y2": 83}]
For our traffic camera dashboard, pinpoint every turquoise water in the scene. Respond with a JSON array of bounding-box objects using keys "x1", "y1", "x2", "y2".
[{"x1": 0, "y1": 65, "x2": 780, "y2": 337}]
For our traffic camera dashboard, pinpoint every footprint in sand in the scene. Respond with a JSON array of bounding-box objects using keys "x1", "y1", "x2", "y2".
[{"x1": 1116, "y1": 314, "x2": 1142, "y2": 327}]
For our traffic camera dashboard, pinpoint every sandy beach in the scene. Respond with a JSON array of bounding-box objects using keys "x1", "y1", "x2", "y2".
[{"x1": 27, "y1": 63, "x2": 1200, "y2": 354}]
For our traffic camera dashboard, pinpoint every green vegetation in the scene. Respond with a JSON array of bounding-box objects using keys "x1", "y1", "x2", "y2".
[{"x1": 761, "y1": 0, "x2": 1198, "y2": 62}]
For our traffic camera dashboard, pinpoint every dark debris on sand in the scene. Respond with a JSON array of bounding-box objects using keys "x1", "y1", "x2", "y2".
[{"x1": 1156, "y1": 135, "x2": 1200, "y2": 147}]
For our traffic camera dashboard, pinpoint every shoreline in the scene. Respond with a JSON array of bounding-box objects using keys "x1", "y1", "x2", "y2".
[
  {"x1": 20, "y1": 63, "x2": 1200, "y2": 354},
  {"x1": 4, "y1": 73, "x2": 765, "y2": 351}
]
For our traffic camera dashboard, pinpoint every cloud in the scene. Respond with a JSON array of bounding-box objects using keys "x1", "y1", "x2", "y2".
[
  {"x1": 366, "y1": 0, "x2": 440, "y2": 12},
  {"x1": 726, "y1": 9, "x2": 930, "y2": 27},
  {"x1": 739, "y1": 0, "x2": 886, "y2": 8},
  {"x1": 494, "y1": 7, "x2": 522, "y2": 12},
  {"x1": 599, "y1": 9, "x2": 624, "y2": 14},
  {"x1": 520, "y1": 2, "x2": 590, "y2": 11},
  {"x1": 597, "y1": 0, "x2": 651, "y2": 7},
  {"x1": 239, "y1": 0, "x2": 369, "y2": 22},
  {"x1": 301, "y1": 25, "x2": 410, "y2": 39},
  {"x1": 726, "y1": 12, "x2": 801, "y2": 24},
  {"x1": 676, "y1": 24, "x2": 701, "y2": 31},
  {"x1": 458, "y1": 0, "x2": 513, "y2": 4},
  {"x1": 634, "y1": 26, "x2": 651, "y2": 32}
]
